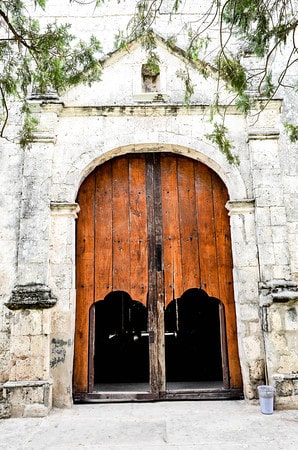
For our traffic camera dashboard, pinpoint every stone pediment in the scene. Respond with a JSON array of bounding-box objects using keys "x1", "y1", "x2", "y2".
[{"x1": 61, "y1": 33, "x2": 230, "y2": 107}]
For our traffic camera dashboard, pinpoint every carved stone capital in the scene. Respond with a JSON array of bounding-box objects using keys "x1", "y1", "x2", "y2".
[
  {"x1": 5, "y1": 283, "x2": 57, "y2": 310},
  {"x1": 226, "y1": 199, "x2": 255, "y2": 215},
  {"x1": 50, "y1": 202, "x2": 80, "y2": 218}
]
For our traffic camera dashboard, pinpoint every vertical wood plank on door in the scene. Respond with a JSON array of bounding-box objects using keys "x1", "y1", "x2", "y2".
[
  {"x1": 156, "y1": 270, "x2": 166, "y2": 392},
  {"x1": 94, "y1": 162, "x2": 113, "y2": 301},
  {"x1": 146, "y1": 154, "x2": 159, "y2": 393},
  {"x1": 74, "y1": 174, "x2": 95, "y2": 392},
  {"x1": 195, "y1": 163, "x2": 220, "y2": 299},
  {"x1": 129, "y1": 156, "x2": 148, "y2": 305},
  {"x1": 112, "y1": 157, "x2": 130, "y2": 292},
  {"x1": 212, "y1": 172, "x2": 242, "y2": 388},
  {"x1": 160, "y1": 155, "x2": 183, "y2": 306},
  {"x1": 177, "y1": 157, "x2": 200, "y2": 293}
]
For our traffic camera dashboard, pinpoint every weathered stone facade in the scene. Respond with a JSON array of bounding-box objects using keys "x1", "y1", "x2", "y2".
[{"x1": 0, "y1": 1, "x2": 297, "y2": 417}]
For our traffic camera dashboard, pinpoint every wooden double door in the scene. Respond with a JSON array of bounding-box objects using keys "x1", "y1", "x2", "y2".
[{"x1": 74, "y1": 153, "x2": 242, "y2": 401}]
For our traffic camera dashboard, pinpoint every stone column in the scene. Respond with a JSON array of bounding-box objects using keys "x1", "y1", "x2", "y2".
[
  {"x1": 49, "y1": 202, "x2": 80, "y2": 408},
  {"x1": 4, "y1": 100, "x2": 62, "y2": 417},
  {"x1": 226, "y1": 199, "x2": 266, "y2": 400},
  {"x1": 247, "y1": 102, "x2": 297, "y2": 408}
]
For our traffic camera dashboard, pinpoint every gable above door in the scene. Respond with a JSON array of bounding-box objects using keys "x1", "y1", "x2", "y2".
[{"x1": 61, "y1": 32, "x2": 232, "y2": 107}]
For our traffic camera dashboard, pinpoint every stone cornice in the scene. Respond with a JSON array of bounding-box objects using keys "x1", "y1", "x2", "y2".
[{"x1": 59, "y1": 104, "x2": 217, "y2": 117}]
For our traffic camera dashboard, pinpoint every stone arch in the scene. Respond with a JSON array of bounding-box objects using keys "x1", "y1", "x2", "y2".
[
  {"x1": 50, "y1": 143, "x2": 260, "y2": 406},
  {"x1": 67, "y1": 141, "x2": 248, "y2": 203}
]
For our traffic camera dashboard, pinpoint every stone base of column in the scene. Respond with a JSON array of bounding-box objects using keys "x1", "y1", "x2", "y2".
[
  {"x1": 3, "y1": 380, "x2": 52, "y2": 418},
  {"x1": 273, "y1": 374, "x2": 298, "y2": 410}
]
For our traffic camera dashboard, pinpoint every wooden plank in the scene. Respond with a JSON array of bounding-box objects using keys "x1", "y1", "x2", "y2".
[
  {"x1": 146, "y1": 154, "x2": 159, "y2": 394},
  {"x1": 74, "y1": 387, "x2": 243, "y2": 402},
  {"x1": 212, "y1": 171, "x2": 242, "y2": 388},
  {"x1": 160, "y1": 154, "x2": 183, "y2": 305},
  {"x1": 74, "y1": 392, "x2": 159, "y2": 402},
  {"x1": 194, "y1": 162, "x2": 220, "y2": 298},
  {"x1": 219, "y1": 302, "x2": 230, "y2": 389},
  {"x1": 153, "y1": 155, "x2": 166, "y2": 392},
  {"x1": 160, "y1": 388, "x2": 244, "y2": 400},
  {"x1": 128, "y1": 156, "x2": 148, "y2": 305},
  {"x1": 74, "y1": 173, "x2": 96, "y2": 392},
  {"x1": 177, "y1": 157, "x2": 200, "y2": 292},
  {"x1": 88, "y1": 304, "x2": 95, "y2": 392},
  {"x1": 94, "y1": 162, "x2": 113, "y2": 301},
  {"x1": 156, "y1": 270, "x2": 166, "y2": 393},
  {"x1": 112, "y1": 157, "x2": 130, "y2": 292}
]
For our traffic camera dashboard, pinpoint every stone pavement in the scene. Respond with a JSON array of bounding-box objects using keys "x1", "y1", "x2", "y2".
[{"x1": 1, "y1": 400, "x2": 297, "y2": 449}]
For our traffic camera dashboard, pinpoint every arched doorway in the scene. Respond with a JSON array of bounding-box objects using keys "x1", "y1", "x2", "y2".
[{"x1": 73, "y1": 153, "x2": 242, "y2": 401}]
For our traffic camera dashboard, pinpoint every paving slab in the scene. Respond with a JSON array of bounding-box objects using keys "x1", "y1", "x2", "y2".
[{"x1": 1, "y1": 400, "x2": 297, "y2": 449}]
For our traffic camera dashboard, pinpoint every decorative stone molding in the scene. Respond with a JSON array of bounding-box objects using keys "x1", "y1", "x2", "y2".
[
  {"x1": 273, "y1": 373, "x2": 298, "y2": 382},
  {"x1": 248, "y1": 129, "x2": 280, "y2": 140},
  {"x1": 5, "y1": 283, "x2": 57, "y2": 310},
  {"x1": 259, "y1": 280, "x2": 298, "y2": 306},
  {"x1": 30, "y1": 132, "x2": 57, "y2": 144},
  {"x1": 29, "y1": 88, "x2": 60, "y2": 101},
  {"x1": 133, "y1": 92, "x2": 170, "y2": 102},
  {"x1": 50, "y1": 202, "x2": 80, "y2": 218},
  {"x1": 26, "y1": 99, "x2": 64, "y2": 144},
  {"x1": 226, "y1": 199, "x2": 255, "y2": 215},
  {"x1": 59, "y1": 104, "x2": 241, "y2": 118},
  {"x1": 3, "y1": 379, "x2": 53, "y2": 389}
]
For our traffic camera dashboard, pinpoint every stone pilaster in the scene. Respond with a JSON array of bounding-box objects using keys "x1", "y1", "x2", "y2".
[
  {"x1": 226, "y1": 199, "x2": 266, "y2": 399},
  {"x1": 3, "y1": 100, "x2": 62, "y2": 417},
  {"x1": 49, "y1": 202, "x2": 80, "y2": 408}
]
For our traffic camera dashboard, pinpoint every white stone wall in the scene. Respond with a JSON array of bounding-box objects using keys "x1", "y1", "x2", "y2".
[{"x1": 0, "y1": 0, "x2": 297, "y2": 416}]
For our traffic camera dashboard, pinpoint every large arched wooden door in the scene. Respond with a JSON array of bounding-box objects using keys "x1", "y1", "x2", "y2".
[{"x1": 73, "y1": 153, "x2": 243, "y2": 401}]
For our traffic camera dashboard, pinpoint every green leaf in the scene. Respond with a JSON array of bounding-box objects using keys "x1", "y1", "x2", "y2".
[
  {"x1": 19, "y1": 110, "x2": 39, "y2": 149},
  {"x1": 235, "y1": 93, "x2": 253, "y2": 116},
  {"x1": 216, "y1": 55, "x2": 247, "y2": 96},
  {"x1": 284, "y1": 122, "x2": 298, "y2": 142},
  {"x1": 261, "y1": 72, "x2": 275, "y2": 98},
  {"x1": 177, "y1": 68, "x2": 195, "y2": 105},
  {"x1": 34, "y1": 0, "x2": 46, "y2": 10},
  {"x1": 206, "y1": 122, "x2": 239, "y2": 165}
]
